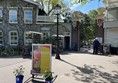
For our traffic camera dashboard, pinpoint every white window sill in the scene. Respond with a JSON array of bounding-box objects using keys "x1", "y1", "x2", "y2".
[{"x1": 24, "y1": 23, "x2": 33, "y2": 24}]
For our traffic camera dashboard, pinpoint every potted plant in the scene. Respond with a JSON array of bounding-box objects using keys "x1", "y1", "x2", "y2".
[
  {"x1": 13, "y1": 65, "x2": 25, "y2": 83},
  {"x1": 43, "y1": 71, "x2": 53, "y2": 83}
]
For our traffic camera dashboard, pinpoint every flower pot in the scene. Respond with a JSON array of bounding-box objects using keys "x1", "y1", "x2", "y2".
[
  {"x1": 45, "y1": 80, "x2": 52, "y2": 83},
  {"x1": 16, "y1": 75, "x2": 24, "y2": 83}
]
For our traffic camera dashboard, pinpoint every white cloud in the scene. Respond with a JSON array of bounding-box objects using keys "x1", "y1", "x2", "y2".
[{"x1": 70, "y1": 3, "x2": 80, "y2": 10}]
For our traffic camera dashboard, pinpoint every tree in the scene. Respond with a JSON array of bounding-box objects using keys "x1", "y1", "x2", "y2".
[
  {"x1": 97, "y1": 7, "x2": 105, "y2": 15},
  {"x1": 88, "y1": 10, "x2": 98, "y2": 23},
  {"x1": 35, "y1": 0, "x2": 70, "y2": 15},
  {"x1": 88, "y1": 10, "x2": 98, "y2": 39},
  {"x1": 80, "y1": 14, "x2": 91, "y2": 44},
  {"x1": 80, "y1": 9, "x2": 99, "y2": 46},
  {"x1": 71, "y1": 0, "x2": 107, "y2": 5},
  {"x1": 35, "y1": 0, "x2": 106, "y2": 16}
]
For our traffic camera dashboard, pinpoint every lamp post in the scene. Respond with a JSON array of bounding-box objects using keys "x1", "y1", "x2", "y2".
[{"x1": 54, "y1": 4, "x2": 61, "y2": 59}]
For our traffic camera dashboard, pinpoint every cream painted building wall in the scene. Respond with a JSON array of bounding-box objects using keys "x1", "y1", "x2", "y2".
[{"x1": 104, "y1": 0, "x2": 118, "y2": 47}]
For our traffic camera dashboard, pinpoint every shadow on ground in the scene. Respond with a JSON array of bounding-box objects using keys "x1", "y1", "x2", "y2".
[
  {"x1": 0, "y1": 55, "x2": 23, "y2": 59},
  {"x1": 31, "y1": 79, "x2": 45, "y2": 83},
  {"x1": 111, "y1": 60, "x2": 118, "y2": 66},
  {"x1": 60, "y1": 59, "x2": 118, "y2": 83}
]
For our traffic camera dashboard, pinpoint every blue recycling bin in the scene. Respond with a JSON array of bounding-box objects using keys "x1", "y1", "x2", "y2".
[{"x1": 16, "y1": 75, "x2": 24, "y2": 83}]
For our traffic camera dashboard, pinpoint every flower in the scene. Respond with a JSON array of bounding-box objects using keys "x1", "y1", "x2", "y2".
[
  {"x1": 43, "y1": 71, "x2": 53, "y2": 81},
  {"x1": 13, "y1": 65, "x2": 25, "y2": 76}
]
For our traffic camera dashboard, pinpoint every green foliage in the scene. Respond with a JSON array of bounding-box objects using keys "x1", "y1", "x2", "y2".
[
  {"x1": 80, "y1": 9, "x2": 98, "y2": 45},
  {"x1": 103, "y1": 0, "x2": 107, "y2": 4},
  {"x1": 43, "y1": 71, "x2": 53, "y2": 81},
  {"x1": 88, "y1": 10, "x2": 98, "y2": 23},
  {"x1": 97, "y1": 7, "x2": 105, "y2": 15},
  {"x1": 42, "y1": 37, "x2": 56, "y2": 45},
  {"x1": 88, "y1": 10, "x2": 98, "y2": 18},
  {"x1": 35, "y1": 0, "x2": 68, "y2": 15},
  {"x1": 50, "y1": 0, "x2": 59, "y2": 6},
  {"x1": 72, "y1": 0, "x2": 105, "y2": 5},
  {"x1": 35, "y1": 0, "x2": 105, "y2": 14},
  {"x1": 81, "y1": 0, "x2": 88, "y2": 5},
  {"x1": 13, "y1": 65, "x2": 25, "y2": 76},
  {"x1": 71, "y1": 0, "x2": 92, "y2": 5}
]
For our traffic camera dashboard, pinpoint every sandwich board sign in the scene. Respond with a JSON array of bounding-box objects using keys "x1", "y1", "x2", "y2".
[{"x1": 31, "y1": 44, "x2": 52, "y2": 75}]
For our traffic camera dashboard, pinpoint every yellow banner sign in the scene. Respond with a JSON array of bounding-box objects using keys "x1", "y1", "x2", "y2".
[{"x1": 32, "y1": 44, "x2": 51, "y2": 74}]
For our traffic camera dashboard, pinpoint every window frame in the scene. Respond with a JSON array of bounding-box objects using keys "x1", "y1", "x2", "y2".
[
  {"x1": 9, "y1": 31, "x2": 18, "y2": 45},
  {"x1": 0, "y1": 30, "x2": 3, "y2": 45},
  {"x1": 24, "y1": 32, "x2": 33, "y2": 45},
  {"x1": 0, "y1": 7, "x2": 3, "y2": 23},
  {"x1": 24, "y1": 9, "x2": 33, "y2": 24},
  {"x1": 9, "y1": 9, "x2": 18, "y2": 23}
]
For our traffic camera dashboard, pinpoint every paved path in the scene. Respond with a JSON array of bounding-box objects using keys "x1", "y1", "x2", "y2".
[
  {"x1": 53, "y1": 53, "x2": 118, "y2": 83},
  {"x1": 0, "y1": 53, "x2": 118, "y2": 83}
]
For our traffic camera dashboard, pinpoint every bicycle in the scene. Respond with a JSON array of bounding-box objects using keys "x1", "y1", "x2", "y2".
[
  {"x1": 1, "y1": 45, "x2": 14, "y2": 56},
  {"x1": 103, "y1": 43, "x2": 111, "y2": 56}
]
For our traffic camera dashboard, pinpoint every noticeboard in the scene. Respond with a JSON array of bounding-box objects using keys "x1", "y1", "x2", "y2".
[{"x1": 31, "y1": 44, "x2": 52, "y2": 75}]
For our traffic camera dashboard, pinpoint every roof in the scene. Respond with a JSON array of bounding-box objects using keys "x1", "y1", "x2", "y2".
[
  {"x1": 23, "y1": 0, "x2": 43, "y2": 9},
  {"x1": 52, "y1": 35, "x2": 64, "y2": 37},
  {"x1": 26, "y1": 31, "x2": 43, "y2": 35}
]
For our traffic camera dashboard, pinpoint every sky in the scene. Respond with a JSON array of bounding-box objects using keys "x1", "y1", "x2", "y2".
[
  {"x1": 33, "y1": 0, "x2": 105, "y2": 14},
  {"x1": 70, "y1": 0, "x2": 105, "y2": 13}
]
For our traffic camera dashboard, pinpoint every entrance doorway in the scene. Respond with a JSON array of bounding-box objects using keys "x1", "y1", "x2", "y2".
[{"x1": 64, "y1": 36, "x2": 70, "y2": 50}]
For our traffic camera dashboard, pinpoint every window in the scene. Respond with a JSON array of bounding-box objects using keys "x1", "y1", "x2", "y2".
[
  {"x1": 24, "y1": 32, "x2": 32, "y2": 45},
  {"x1": 0, "y1": 31, "x2": 3, "y2": 45},
  {"x1": 0, "y1": 10, "x2": 3, "y2": 23},
  {"x1": 9, "y1": 10, "x2": 17, "y2": 23},
  {"x1": 24, "y1": 10, "x2": 32, "y2": 24},
  {"x1": 9, "y1": 31, "x2": 18, "y2": 45}
]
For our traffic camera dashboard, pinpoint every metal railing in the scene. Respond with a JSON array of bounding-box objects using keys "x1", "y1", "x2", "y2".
[{"x1": 36, "y1": 16, "x2": 56, "y2": 22}]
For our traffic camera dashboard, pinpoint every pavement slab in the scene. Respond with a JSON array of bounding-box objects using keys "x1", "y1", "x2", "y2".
[{"x1": 0, "y1": 53, "x2": 118, "y2": 83}]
